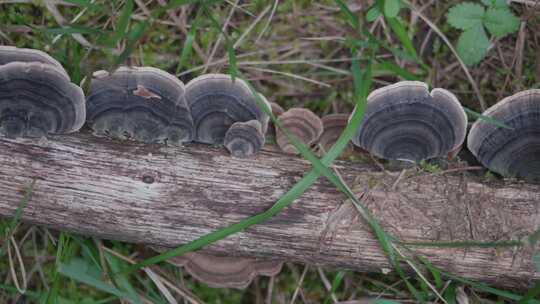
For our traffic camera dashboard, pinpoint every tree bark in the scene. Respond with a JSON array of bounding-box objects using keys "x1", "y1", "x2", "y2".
[{"x1": 0, "y1": 132, "x2": 538, "y2": 289}]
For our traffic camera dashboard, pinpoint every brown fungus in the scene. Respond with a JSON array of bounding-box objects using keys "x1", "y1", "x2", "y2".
[
  {"x1": 351, "y1": 81, "x2": 467, "y2": 162},
  {"x1": 467, "y1": 89, "x2": 540, "y2": 181},
  {"x1": 162, "y1": 251, "x2": 283, "y2": 289},
  {"x1": 319, "y1": 113, "x2": 353, "y2": 153},
  {"x1": 275, "y1": 107, "x2": 323, "y2": 154}
]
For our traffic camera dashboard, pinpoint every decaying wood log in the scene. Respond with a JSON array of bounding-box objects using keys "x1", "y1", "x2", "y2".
[{"x1": 0, "y1": 132, "x2": 538, "y2": 289}]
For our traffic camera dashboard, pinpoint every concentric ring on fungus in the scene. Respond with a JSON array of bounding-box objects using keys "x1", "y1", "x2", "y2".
[
  {"x1": 185, "y1": 73, "x2": 270, "y2": 145},
  {"x1": 351, "y1": 81, "x2": 467, "y2": 162},
  {"x1": 86, "y1": 66, "x2": 193, "y2": 145},
  {"x1": 0, "y1": 48, "x2": 85, "y2": 138},
  {"x1": 467, "y1": 89, "x2": 540, "y2": 181}
]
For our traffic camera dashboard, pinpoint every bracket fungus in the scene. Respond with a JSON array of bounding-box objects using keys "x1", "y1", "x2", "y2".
[
  {"x1": 320, "y1": 113, "x2": 353, "y2": 153},
  {"x1": 86, "y1": 66, "x2": 193, "y2": 145},
  {"x1": 0, "y1": 47, "x2": 85, "y2": 138},
  {"x1": 0, "y1": 46, "x2": 68, "y2": 77},
  {"x1": 275, "y1": 107, "x2": 323, "y2": 154},
  {"x1": 467, "y1": 89, "x2": 540, "y2": 181},
  {"x1": 185, "y1": 74, "x2": 270, "y2": 145},
  {"x1": 224, "y1": 120, "x2": 265, "y2": 158},
  {"x1": 164, "y1": 251, "x2": 283, "y2": 289},
  {"x1": 351, "y1": 81, "x2": 467, "y2": 162}
]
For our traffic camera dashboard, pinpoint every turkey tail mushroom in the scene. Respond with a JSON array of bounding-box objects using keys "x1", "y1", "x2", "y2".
[
  {"x1": 0, "y1": 47, "x2": 85, "y2": 138},
  {"x1": 224, "y1": 120, "x2": 265, "y2": 158},
  {"x1": 185, "y1": 73, "x2": 270, "y2": 145},
  {"x1": 319, "y1": 113, "x2": 353, "y2": 153},
  {"x1": 467, "y1": 89, "x2": 540, "y2": 182},
  {"x1": 275, "y1": 108, "x2": 323, "y2": 154},
  {"x1": 164, "y1": 251, "x2": 283, "y2": 289},
  {"x1": 351, "y1": 81, "x2": 467, "y2": 162},
  {"x1": 86, "y1": 66, "x2": 193, "y2": 145},
  {"x1": 0, "y1": 45, "x2": 68, "y2": 77}
]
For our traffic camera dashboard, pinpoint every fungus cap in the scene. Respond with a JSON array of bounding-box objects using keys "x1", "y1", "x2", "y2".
[
  {"x1": 185, "y1": 73, "x2": 270, "y2": 144},
  {"x1": 351, "y1": 81, "x2": 467, "y2": 162},
  {"x1": 467, "y1": 89, "x2": 540, "y2": 181},
  {"x1": 0, "y1": 61, "x2": 85, "y2": 138},
  {"x1": 86, "y1": 66, "x2": 193, "y2": 145},
  {"x1": 224, "y1": 120, "x2": 265, "y2": 158},
  {"x1": 275, "y1": 107, "x2": 323, "y2": 154}
]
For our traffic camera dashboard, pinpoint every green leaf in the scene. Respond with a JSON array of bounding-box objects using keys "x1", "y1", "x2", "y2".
[
  {"x1": 463, "y1": 107, "x2": 514, "y2": 129},
  {"x1": 447, "y1": 2, "x2": 485, "y2": 30},
  {"x1": 483, "y1": 8, "x2": 520, "y2": 38},
  {"x1": 58, "y1": 258, "x2": 140, "y2": 303},
  {"x1": 383, "y1": 0, "x2": 400, "y2": 18},
  {"x1": 456, "y1": 24, "x2": 490, "y2": 66},
  {"x1": 481, "y1": 0, "x2": 508, "y2": 8},
  {"x1": 334, "y1": 0, "x2": 359, "y2": 29},
  {"x1": 365, "y1": 5, "x2": 381, "y2": 22}
]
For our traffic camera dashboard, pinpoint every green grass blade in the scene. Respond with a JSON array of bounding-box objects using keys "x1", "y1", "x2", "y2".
[
  {"x1": 106, "y1": 0, "x2": 134, "y2": 48},
  {"x1": 176, "y1": 8, "x2": 201, "y2": 74},
  {"x1": 463, "y1": 107, "x2": 514, "y2": 129},
  {"x1": 0, "y1": 180, "x2": 35, "y2": 258},
  {"x1": 373, "y1": 60, "x2": 422, "y2": 80},
  {"x1": 518, "y1": 280, "x2": 540, "y2": 304},
  {"x1": 323, "y1": 271, "x2": 346, "y2": 304},
  {"x1": 59, "y1": 258, "x2": 139, "y2": 302},
  {"x1": 385, "y1": 17, "x2": 418, "y2": 59},
  {"x1": 334, "y1": 0, "x2": 359, "y2": 29},
  {"x1": 45, "y1": 26, "x2": 103, "y2": 35},
  {"x1": 105, "y1": 252, "x2": 142, "y2": 304}
]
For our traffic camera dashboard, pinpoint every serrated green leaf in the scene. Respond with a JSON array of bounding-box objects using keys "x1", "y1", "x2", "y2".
[
  {"x1": 456, "y1": 24, "x2": 490, "y2": 66},
  {"x1": 365, "y1": 5, "x2": 381, "y2": 22},
  {"x1": 483, "y1": 8, "x2": 520, "y2": 38},
  {"x1": 383, "y1": 0, "x2": 400, "y2": 18},
  {"x1": 447, "y1": 2, "x2": 485, "y2": 30}
]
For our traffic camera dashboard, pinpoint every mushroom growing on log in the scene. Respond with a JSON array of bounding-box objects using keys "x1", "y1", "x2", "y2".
[
  {"x1": 224, "y1": 120, "x2": 265, "y2": 158},
  {"x1": 86, "y1": 67, "x2": 193, "y2": 145},
  {"x1": 153, "y1": 248, "x2": 283, "y2": 289},
  {"x1": 467, "y1": 89, "x2": 540, "y2": 181},
  {"x1": 0, "y1": 45, "x2": 68, "y2": 77},
  {"x1": 0, "y1": 47, "x2": 85, "y2": 138},
  {"x1": 351, "y1": 81, "x2": 468, "y2": 162},
  {"x1": 275, "y1": 107, "x2": 323, "y2": 154},
  {"x1": 185, "y1": 74, "x2": 270, "y2": 145},
  {"x1": 319, "y1": 113, "x2": 353, "y2": 154}
]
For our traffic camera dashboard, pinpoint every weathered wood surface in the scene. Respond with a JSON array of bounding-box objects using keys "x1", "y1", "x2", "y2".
[{"x1": 0, "y1": 132, "x2": 539, "y2": 289}]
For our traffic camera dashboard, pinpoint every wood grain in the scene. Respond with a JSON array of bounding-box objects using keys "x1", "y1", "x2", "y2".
[{"x1": 0, "y1": 132, "x2": 538, "y2": 289}]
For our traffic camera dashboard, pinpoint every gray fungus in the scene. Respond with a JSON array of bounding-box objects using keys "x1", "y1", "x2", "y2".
[
  {"x1": 468, "y1": 89, "x2": 540, "y2": 181},
  {"x1": 1, "y1": 46, "x2": 539, "y2": 180},
  {"x1": 0, "y1": 46, "x2": 85, "y2": 138},
  {"x1": 351, "y1": 81, "x2": 468, "y2": 162},
  {"x1": 86, "y1": 67, "x2": 193, "y2": 145}
]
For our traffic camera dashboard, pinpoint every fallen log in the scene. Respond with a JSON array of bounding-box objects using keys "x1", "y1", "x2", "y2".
[{"x1": 0, "y1": 132, "x2": 538, "y2": 289}]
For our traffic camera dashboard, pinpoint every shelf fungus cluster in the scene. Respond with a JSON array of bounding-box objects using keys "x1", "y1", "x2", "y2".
[{"x1": 0, "y1": 46, "x2": 85, "y2": 138}]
